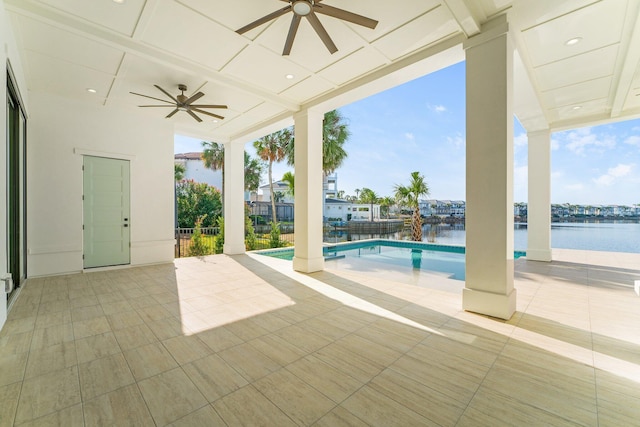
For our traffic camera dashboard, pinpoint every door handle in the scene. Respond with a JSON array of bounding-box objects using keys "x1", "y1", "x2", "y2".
[{"x1": 124, "y1": 224, "x2": 128, "y2": 227}]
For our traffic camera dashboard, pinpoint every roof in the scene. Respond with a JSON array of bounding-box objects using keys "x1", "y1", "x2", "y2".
[{"x1": 174, "y1": 152, "x2": 203, "y2": 160}]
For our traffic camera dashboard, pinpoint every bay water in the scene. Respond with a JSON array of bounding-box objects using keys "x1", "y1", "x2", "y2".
[{"x1": 423, "y1": 221, "x2": 640, "y2": 253}]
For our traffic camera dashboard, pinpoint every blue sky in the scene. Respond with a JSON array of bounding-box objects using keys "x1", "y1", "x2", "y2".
[{"x1": 175, "y1": 61, "x2": 640, "y2": 206}]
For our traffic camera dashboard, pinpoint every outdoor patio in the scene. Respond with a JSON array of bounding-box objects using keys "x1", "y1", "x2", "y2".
[{"x1": 1, "y1": 249, "x2": 639, "y2": 426}]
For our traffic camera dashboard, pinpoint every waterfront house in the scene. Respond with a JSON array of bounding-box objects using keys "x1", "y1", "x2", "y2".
[
  {"x1": 325, "y1": 198, "x2": 381, "y2": 222},
  {"x1": 2, "y1": 1, "x2": 640, "y2": 425},
  {"x1": 174, "y1": 152, "x2": 223, "y2": 190}
]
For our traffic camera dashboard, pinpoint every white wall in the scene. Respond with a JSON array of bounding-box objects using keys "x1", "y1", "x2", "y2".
[
  {"x1": 27, "y1": 92, "x2": 175, "y2": 276},
  {"x1": 183, "y1": 159, "x2": 222, "y2": 190}
]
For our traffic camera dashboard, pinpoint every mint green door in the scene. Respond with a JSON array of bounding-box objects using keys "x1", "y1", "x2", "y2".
[{"x1": 83, "y1": 156, "x2": 130, "y2": 268}]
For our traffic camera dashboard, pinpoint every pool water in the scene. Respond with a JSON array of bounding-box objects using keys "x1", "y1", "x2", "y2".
[{"x1": 257, "y1": 240, "x2": 526, "y2": 280}]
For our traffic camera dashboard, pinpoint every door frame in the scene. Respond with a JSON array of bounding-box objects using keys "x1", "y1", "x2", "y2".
[{"x1": 82, "y1": 155, "x2": 131, "y2": 269}]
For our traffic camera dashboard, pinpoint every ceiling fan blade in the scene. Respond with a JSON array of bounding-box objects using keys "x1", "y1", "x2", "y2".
[
  {"x1": 138, "y1": 105, "x2": 177, "y2": 107},
  {"x1": 236, "y1": 5, "x2": 292, "y2": 34},
  {"x1": 130, "y1": 92, "x2": 174, "y2": 104},
  {"x1": 283, "y1": 15, "x2": 302, "y2": 55},
  {"x1": 190, "y1": 104, "x2": 228, "y2": 109},
  {"x1": 166, "y1": 109, "x2": 179, "y2": 118},
  {"x1": 192, "y1": 108, "x2": 225, "y2": 120},
  {"x1": 186, "y1": 110, "x2": 203, "y2": 122},
  {"x1": 154, "y1": 85, "x2": 178, "y2": 103},
  {"x1": 184, "y1": 92, "x2": 204, "y2": 105},
  {"x1": 314, "y1": 4, "x2": 378, "y2": 29},
  {"x1": 307, "y1": 12, "x2": 337, "y2": 54}
]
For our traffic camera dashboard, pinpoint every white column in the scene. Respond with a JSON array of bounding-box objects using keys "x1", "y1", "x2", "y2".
[
  {"x1": 527, "y1": 129, "x2": 552, "y2": 261},
  {"x1": 463, "y1": 15, "x2": 516, "y2": 320},
  {"x1": 293, "y1": 109, "x2": 325, "y2": 273},
  {"x1": 223, "y1": 140, "x2": 245, "y2": 255}
]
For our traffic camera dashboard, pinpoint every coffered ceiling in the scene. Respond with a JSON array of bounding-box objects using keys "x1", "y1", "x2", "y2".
[{"x1": 5, "y1": 0, "x2": 640, "y2": 141}]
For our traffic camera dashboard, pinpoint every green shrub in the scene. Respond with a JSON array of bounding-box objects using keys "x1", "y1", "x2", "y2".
[
  {"x1": 269, "y1": 221, "x2": 283, "y2": 248},
  {"x1": 245, "y1": 215, "x2": 257, "y2": 250},
  {"x1": 188, "y1": 216, "x2": 213, "y2": 256},
  {"x1": 214, "y1": 217, "x2": 225, "y2": 254}
]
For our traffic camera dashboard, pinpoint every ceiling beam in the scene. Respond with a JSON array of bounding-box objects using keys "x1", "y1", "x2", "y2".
[
  {"x1": 4, "y1": 0, "x2": 300, "y2": 112},
  {"x1": 442, "y1": 0, "x2": 481, "y2": 37},
  {"x1": 610, "y1": 0, "x2": 640, "y2": 117}
]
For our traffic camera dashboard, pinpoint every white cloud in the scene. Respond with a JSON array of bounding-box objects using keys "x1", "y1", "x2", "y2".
[
  {"x1": 592, "y1": 163, "x2": 634, "y2": 186},
  {"x1": 624, "y1": 135, "x2": 640, "y2": 146},
  {"x1": 514, "y1": 133, "x2": 527, "y2": 147},
  {"x1": 446, "y1": 134, "x2": 465, "y2": 148},
  {"x1": 428, "y1": 104, "x2": 447, "y2": 113},
  {"x1": 565, "y1": 183, "x2": 584, "y2": 191},
  {"x1": 405, "y1": 132, "x2": 415, "y2": 141},
  {"x1": 550, "y1": 137, "x2": 560, "y2": 151},
  {"x1": 561, "y1": 127, "x2": 616, "y2": 155}
]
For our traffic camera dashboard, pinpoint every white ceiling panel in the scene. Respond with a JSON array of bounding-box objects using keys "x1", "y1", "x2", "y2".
[
  {"x1": 38, "y1": 0, "x2": 146, "y2": 36},
  {"x1": 521, "y1": 0, "x2": 626, "y2": 67},
  {"x1": 319, "y1": 48, "x2": 388, "y2": 86},
  {"x1": 547, "y1": 98, "x2": 609, "y2": 124},
  {"x1": 24, "y1": 51, "x2": 114, "y2": 102},
  {"x1": 221, "y1": 44, "x2": 311, "y2": 94},
  {"x1": 15, "y1": 15, "x2": 124, "y2": 75},
  {"x1": 333, "y1": 0, "x2": 442, "y2": 43},
  {"x1": 279, "y1": 76, "x2": 335, "y2": 103},
  {"x1": 254, "y1": 13, "x2": 364, "y2": 72},
  {"x1": 215, "y1": 102, "x2": 288, "y2": 136},
  {"x1": 373, "y1": 5, "x2": 460, "y2": 61},
  {"x1": 141, "y1": 0, "x2": 248, "y2": 71},
  {"x1": 541, "y1": 76, "x2": 611, "y2": 108},
  {"x1": 176, "y1": 0, "x2": 284, "y2": 34},
  {"x1": 534, "y1": 44, "x2": 618, "y2": 92}
]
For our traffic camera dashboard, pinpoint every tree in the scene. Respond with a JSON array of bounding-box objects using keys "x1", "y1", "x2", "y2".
[
  {"x1": 253, "y1": 129, "x2": 292, "y2": 223},
  {"x1": 354, "y1": 188, "x2": 361, "y2": 201},
  {"x1": 284, "y1": 109, "x2": 350, "y2": 176},
  {"x1": 282, "y1": 171, "x2": 295, "y2": 197},
  {"x1": 359, "y1": 188, "x2": 379, "y2": 221},
  {"x1": 379, "y1": 196, "x2": 395, "y2": 219},
  {"x1": 176, "y1": 180, "x2": 222, "y2": 228},
  {"x1": 273, "y1": 191, "x2": 285, "y2": 203},
  {"x1": 201, "y1": 141, "x2": 264, "y2": 193},
  {"x1": 394, "y1": 172, "x2": 430, "y2": 241},
  {"x1": 337, "y1": 190, "x2": 345, "y2": 200},
  {"x1": 174, "y1": 163, "x2": 185, "y2": 181},
  {"x1": 244, "y1": 152, "x2": 264, "y2": 193}
]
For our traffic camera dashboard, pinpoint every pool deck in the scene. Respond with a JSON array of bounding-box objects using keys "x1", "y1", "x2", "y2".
[{"x1": 1, "y1": 249, "x2": 639, "y2": 425}]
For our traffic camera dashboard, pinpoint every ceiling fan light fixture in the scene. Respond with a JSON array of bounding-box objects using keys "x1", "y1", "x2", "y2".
[{"x1": 292, "y1": 1, "x2": 312, "y2": 16}]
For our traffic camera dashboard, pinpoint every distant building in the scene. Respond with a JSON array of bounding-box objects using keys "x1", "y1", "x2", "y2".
[
  {"x1": 260, "y1": 180, "x2": 294, "y2": 203},
  {"x1": 325, "y1": 198, "x2": 380, "y2": 222},
  {"x1": 174, "y1": 152, "x2": 222, "y2": 190}
]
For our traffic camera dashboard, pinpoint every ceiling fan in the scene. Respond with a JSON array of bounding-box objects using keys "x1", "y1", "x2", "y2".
[
  {"x1": 130, "y1": 84, "x2": 227, "y2": 122},
  {"x1": 236, "y1": 0, "x2": 378, "y2": 55}
]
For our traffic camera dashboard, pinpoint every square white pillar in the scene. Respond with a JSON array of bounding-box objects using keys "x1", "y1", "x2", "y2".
[
  {"x1": 293, "y1": 109, "x2": 325, "y2": 273},
  {"x1": 223, "y1": 141, "x2": 246, "y2": 255},
  {"x1": 463, "y1": 15, "x2": 516, "y2": 320},
  {"x1": 527, "y1": 129, "x2": 552, "y2": 261}
]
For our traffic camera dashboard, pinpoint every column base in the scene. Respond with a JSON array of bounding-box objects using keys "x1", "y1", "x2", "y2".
[
  {"x1": 526, "y1": 248, "x2": 552, "y2": 262},
  {"x1": 223, "y1": 243, "x2": 245, "y2": 255},
  {"x1": 292, "y1": 256, "x2": 325, "y2": 273},
  {"x1": 462, "y1": 287, "x2": 516, "y2": 320}
]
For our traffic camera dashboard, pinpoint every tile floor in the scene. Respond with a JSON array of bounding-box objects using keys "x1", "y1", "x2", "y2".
[{"x1": 1, "y1": 248, "x2": 639, "y2": 426}]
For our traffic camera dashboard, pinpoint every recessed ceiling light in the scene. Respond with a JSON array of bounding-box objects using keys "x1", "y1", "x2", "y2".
[
  {"x1": 565, "y1": 37, "x2": 582, "y2": 46},
  {"x1": 572, "y1": 106, "x2": 582, "y2": 110},
  {"x1": 113, "y1": 0, "x2": 125, "y2": 4},
  {"x1": 285, "y1": 74, "x2": 295, "y2": 80},
  {"x1": 86, "y1": 88, "x2": 97, "y2": 93},
  {"x1": 213, "y1": 119, "x2": 219, "y2": 123}
]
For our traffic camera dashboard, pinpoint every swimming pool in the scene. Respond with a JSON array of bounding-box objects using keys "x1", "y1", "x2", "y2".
[{"x1": 257, "y1": 240, "x2": 526, "y2": 280}]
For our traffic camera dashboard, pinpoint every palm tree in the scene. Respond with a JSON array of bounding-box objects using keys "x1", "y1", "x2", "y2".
[
  {"x1": 174, "y1": 163, "x2": 185, "y2": 181},
  {"x1": 379, "y1": 196, "x2": 395, "y2": 219},
  {"x1": 359, "y1": 188, "x2": 379, "y2": 221},
  {"x1": 201, "y1": 141, "x2": 225, "y2": 190},
  {"x1": 354, "y1": 188, "x2": 361, "y2": 202},
  {"x1": 244, "y1": 152, "x2": 264, "y2": 194},
  {"x1": 394, "y1": 172, "x2": 430, "y2": 241},
  {"x1": 253, "y1": 129, "x2": 292, "y2": 223},
  {"x1": 202, "y1": 141, "x2": 264, "y2": 193},
  {"x1": 285, "y1": 109, "x2": 350, "y2": 175},
  {"x1": 282, "y1": 171, "x2": 295, "y2": 197}
]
